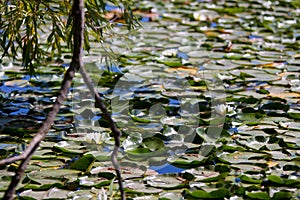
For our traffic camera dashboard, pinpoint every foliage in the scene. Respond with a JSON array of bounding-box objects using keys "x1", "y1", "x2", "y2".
[
  {"x1": 1, "y1": 0, "x2": 300, "y2": 199},
  {"x1": 0, "y1": 0, "x2": 139, "y2": 73}
]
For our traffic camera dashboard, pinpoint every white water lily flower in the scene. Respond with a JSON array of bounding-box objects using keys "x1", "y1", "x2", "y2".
[
  {"x1": 162, "y1": 49, "x2": 178, "y2": 57},
  {"x1": 55, "y1": 141, "x2": 70, "y2": 147},
  {"x1": 214, "y1": 104, "x2": 227, "y2": 115},
  {"x1": 193, "y1": 10, "x2": 219, "y2": 21},
  {"x1": 217, "y1": 73, "x2": 234, "y2": 80},
  {"x1": 84, "y1": 132, "x2": 110, "y2": 144},
  {"x1": 214, "y1": 104, "x2": 235, "y2": 116}
]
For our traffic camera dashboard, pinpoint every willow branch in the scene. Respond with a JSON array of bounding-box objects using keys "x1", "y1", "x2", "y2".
[
  {"x1": 79, "y1": 66, "x2": 125, "y2": 200},
  {"x1": 1, "y1": 0, "x2": 84, "y2": 199}
]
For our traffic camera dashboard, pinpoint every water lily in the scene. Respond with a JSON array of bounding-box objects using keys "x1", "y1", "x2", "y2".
[
  {"x1": 214, "y1": 104, "x2": 235, "y2": 116},
  {"x1": 162, "y1": 49, "x2": 178, "y2": 57},
  {"x1": 84, "y1": 132, "x2": 110, "y2": 144}
]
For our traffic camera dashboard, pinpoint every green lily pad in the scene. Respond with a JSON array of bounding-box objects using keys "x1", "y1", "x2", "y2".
[
  {"x1": 169, "y1": 154, "x2": 209, "y2": 168},
  {"x1": 125, "y1": 181, "x2": 162, "y2": 194},
  {"x1": 267, "y1": 175, "x2": 284, "y2": 185},
  {"x1": 239, "y1": 174, "x2": 262, "y2": 184},
  {"x1": 70, "y1": 154, "x2": 95, "y2": 173},
  {"x1": 53, "y1": 141, "x2": 86, "y2": 154},
  {"x1": 156, "y1": 57, "x2": 182, "y2": 67},
  {"x1": 143, "y1": 137, "x2": 165, "y2": 151},
  {"x1": 145, "y1": 174, "x2": 188, "y2": 189},
  {"x1": 246, "y1": 191, "x2": 270, "y2": 200},
  {"x1": 184, "y1": 188, "x2": 230, "y2": 199},
  {"x1": 19, "y1": 188, "x2": 69, "y2": 200},
  {"x1": 279, "y1": 121, "x2": 300, "y2": 130},
  {"x1": 27, "y1": 169, "x2": 82, "y2": 180},
  {"x1": 219, "y1": 151, "x2": 268, "y2": 164}
]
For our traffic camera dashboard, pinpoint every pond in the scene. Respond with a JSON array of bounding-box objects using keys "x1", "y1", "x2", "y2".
[{"x1": 0, "y1": 0, "x2": 300, "y2": 199}]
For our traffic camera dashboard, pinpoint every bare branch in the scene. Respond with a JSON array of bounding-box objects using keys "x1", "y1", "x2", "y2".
[
  {"x1": 1, "y1": 0, "x2": 126, "y2": 199},
  {"x1": 1, "y1": 0, "x2": 85, "y2": 199},
  {"x1": 79, "y1": 66, "x2": 125, "y2": 200},
  {"x1": 0, "y1": 154, "x2": 25, "y2": 166}
]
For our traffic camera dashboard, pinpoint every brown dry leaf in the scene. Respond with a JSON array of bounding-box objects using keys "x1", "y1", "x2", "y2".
[
  {"x1": 277, "y1": 71, "x2": 298, "y2": 78},
  {"x1": 104, "y1": 9, "x2": 123, "y2": 20},
  {"x1": 257, "y1": 62, "x2": 284, "y2": 68},
  {"x1": 268, "y1": 92, "x2": 300, "y2": 99},
  {"x1": 144, "y1": 168, "x2": 158, "y2": 176},
  {"x1": 293, "y1": 53, "x2": 300, "y2": 58},
  {"x1": 204, "y1": 31, "x2": 219, "y2": 37},
  {"x1": 266, "y1": 160, "x2": 279, "y2": 168},
  {"x1": 165, "y1": 66, "x2": 198, "y2": 75},
  {"x1": 4, "y1": 79, "x2": 28, "y2": 87},
  {"x1": 104, "y1": 9, "x2": 160, "y2": 22},
  {"x1": 104, "y1": 12, "x2": 116, "y2": 20},
  {"x1": 134, "y1": 10, "x2": 160, "y2": 21}
]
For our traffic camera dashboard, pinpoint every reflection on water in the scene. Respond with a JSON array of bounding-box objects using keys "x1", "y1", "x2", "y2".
[{"x1": 150, "y1": 163, "x2": 184, "y2": 174}]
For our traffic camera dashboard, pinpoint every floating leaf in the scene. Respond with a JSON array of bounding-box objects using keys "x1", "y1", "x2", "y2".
[
  {"x1": 27, "y1": 169, "x2": 82, "y2": 180},
  {"x1": 184, "y1": 188, "x2": 230, "y2": 199},
  {"x1": 19, "y1": 188, "x2": 69, "y2": 200},
  {"x1": 125, "y1": 181, "x2": 162, "y2": 194},
  {"x1": 219, "y1": 151, "x2": 268, "y2": 164},
  {"x1": 70, "y1": 154, "x2": 95, "y2": 173},
  {"x1": 53, "y1": 141, "x2": 86, "y2": 154},
  {"x1": 239, "y1": 174, "x2": 262, "y2": 184},
  {"x1": 143, "y1": 137, "x2": 164, "y2": 151},
  {"x1": 246, "y1": 191, "x2": 269, "y2": 200},
  {"x1": 267, "y1": 175, "x2": 284, "y2": 185},
  {"x1": 145, "y1": 174, "x2": 187, "y2": 189},
  {"x1": 272, "y1": 191, "x2": 293, "y2": 200}
]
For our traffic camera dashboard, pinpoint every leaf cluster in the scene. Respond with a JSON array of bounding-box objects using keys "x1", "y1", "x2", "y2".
[{"x1": 0, "y1": 0, "x2": 139, "y2": 73}]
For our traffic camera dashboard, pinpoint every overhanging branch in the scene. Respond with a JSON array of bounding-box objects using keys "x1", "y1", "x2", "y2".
[{"x1": 1, "y1": 0, "x2": 85, "y2": 199}]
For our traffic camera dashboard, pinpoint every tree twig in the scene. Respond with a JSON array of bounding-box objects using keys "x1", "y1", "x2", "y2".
[
  {"x1": 1, "y1": 0, "x2": 85, "y2": 199},
  {"x1": 79, "y1": 66, "x2": 125, "y2": 200},
  {"x1": 1, "y1": 0, "x2": 125, "y2": 199}
]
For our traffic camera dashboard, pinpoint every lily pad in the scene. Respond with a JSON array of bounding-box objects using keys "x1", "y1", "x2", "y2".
[
  {"x1": 145, "y1": 174, "x2": 188, "y2": 189},
  {"x1": 70, "y1": 153, "x2": 95, "y2": 173},
  {"x1": 219, "y1": 151, "x2": 268, "y2": 164},
  {"x1": 184, "y1": 188, "x2": 230, "y2": 199}
]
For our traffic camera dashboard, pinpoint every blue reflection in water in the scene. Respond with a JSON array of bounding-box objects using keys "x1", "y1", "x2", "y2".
[
  {"x1": 0, "y1": 85, "x2": 30, "y2": 94},
  {"x1": 91, "y1": 115, "x2": 101, "y2": 121},
  {"x1": 169, "y1": 98, "x2": 180, "y2": 106},
  {"x1": 33, "y1": 115, "x2": 46, "y2": 120},
  {"x1": 198, "y1": 65, "x2": 205, "y2": 71},
  {"x1": 75, "y1": 115, "x2": 84, "y2": 121},
  {"x1": 248, "y1": 34, "x2": 264, "y2": 40},
  {"x1": 140, "y1": 17, "x2": 150, "y2": 22},
  {"x1": 100, "y1": 65, "x2": 123, "y2": 73},
  {"x1": 10, "y1": 108, "x2": 29, "y2": 116},
  {"x1": 105, "y1": 4, "x2": 119, "y2": 11},
  {"x1": 177, "y1": 51, "x2": 188, "y2": 60},
  {"x1": 210, "y1": 22, "x2": 217, "y2": 28},
  {"x1": 110, "y1": 65, "x2": 123, "y2": 73},
  {"x1": 150, "y1": 163, "x2": 184, "y2": 174},
  {"x1": 61, "y1": 63, "x2": 70, "y2": 68},
  {"x1": 22, "y1": 75, "x2": 31, "y2": 80}
]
